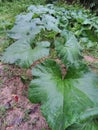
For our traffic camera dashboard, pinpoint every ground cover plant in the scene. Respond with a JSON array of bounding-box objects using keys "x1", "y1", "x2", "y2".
[{"x1": 1, "y1": 3, "x2": 98, "y2": 130}]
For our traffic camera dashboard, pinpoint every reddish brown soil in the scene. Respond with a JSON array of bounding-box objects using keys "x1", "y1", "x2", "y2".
[
  {"x1": 84, "y1": 55, "x2": 98, "y2": 63},
  {"x1": 0, "y1": 63, "x2": 50, "y2": 130}
]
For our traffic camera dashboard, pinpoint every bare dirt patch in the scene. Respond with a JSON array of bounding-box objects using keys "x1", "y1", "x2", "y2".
[
  {"x1": 0, "y1": 63, "x2": 50, "y2": 130},
  {"x1": 84, "y1": 55, "x2": 98, "y2": 63}
]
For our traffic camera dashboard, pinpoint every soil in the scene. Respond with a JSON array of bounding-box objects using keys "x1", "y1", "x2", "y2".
[
  {"x1": 0, "y1": 63, "x2": 50, "y2": 130},
  {"x1": 84, "y1": 55, "x2": 98, "y2": 63}
]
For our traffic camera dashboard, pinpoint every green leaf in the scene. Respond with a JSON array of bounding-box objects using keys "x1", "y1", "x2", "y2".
[
  {"x1": 83, "y1": 19, "x2": 92, "y2": 25},
  {"x1": 41, "y1": 14, "x2": 60, "y2": 32},
  {"x1": 67, "y1": 108, "x2": 98, "y2": 130},
  {"x1": 55, "y1": 30, "x2": 82, "y2": 67},
  {"x1": 29, "y1": 60, "x2": 64, "y2": 130},
  {"x1": 8, "y1": 16, "x2": 43, "y2": 40},
  {"x1": 2, "y1": 40, "x2": 50, "y2": 68},
  {"x1": 28, "y1": 59, "x2": 98, "y2": 130}
]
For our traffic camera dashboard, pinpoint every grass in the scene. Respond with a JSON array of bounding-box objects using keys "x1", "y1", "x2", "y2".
[
  {"x1": 0, "y1": 0, "x2": 30, "y2": 55},
  {"x1": 0, "y1": 0, "x2": 33, "y2": 31}
]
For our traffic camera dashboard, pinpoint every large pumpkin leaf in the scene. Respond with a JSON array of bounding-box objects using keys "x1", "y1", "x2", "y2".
[
  {"x1": 41, "y1": 14, "x2": 60, "y2": 32},
  {"x1": 28, "y1": 59, "x2": 98, "y2": 130},
  {"x1": 55, "y1": 30, "x2": 82, "y2": 67},
  {"x1": 8, "y1": 16, "x2": 44, "y2": 40},
  {"x1": 1, "y1": 40, "x2": 50, "y2": 68},
  {"x1": 29, "y1": 60, "x2": 64, "y2": 130}
]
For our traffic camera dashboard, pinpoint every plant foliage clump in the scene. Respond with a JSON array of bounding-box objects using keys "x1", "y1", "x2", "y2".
[{"x1": 1, "y1": 4, "x2": 98, "y2": 130}]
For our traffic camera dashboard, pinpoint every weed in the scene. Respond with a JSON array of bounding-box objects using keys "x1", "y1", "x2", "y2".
[
  {"x1": 22, "y1": 109, "x2": 31, "y2": 122},
  {"x1": 0, "y1": 106, "x2": 6, "y2": 118}
]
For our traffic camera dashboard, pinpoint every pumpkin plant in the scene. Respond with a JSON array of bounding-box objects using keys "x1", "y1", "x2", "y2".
[{"x1": 1, "y1": 4, "x2": 98, "y2": 130}]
